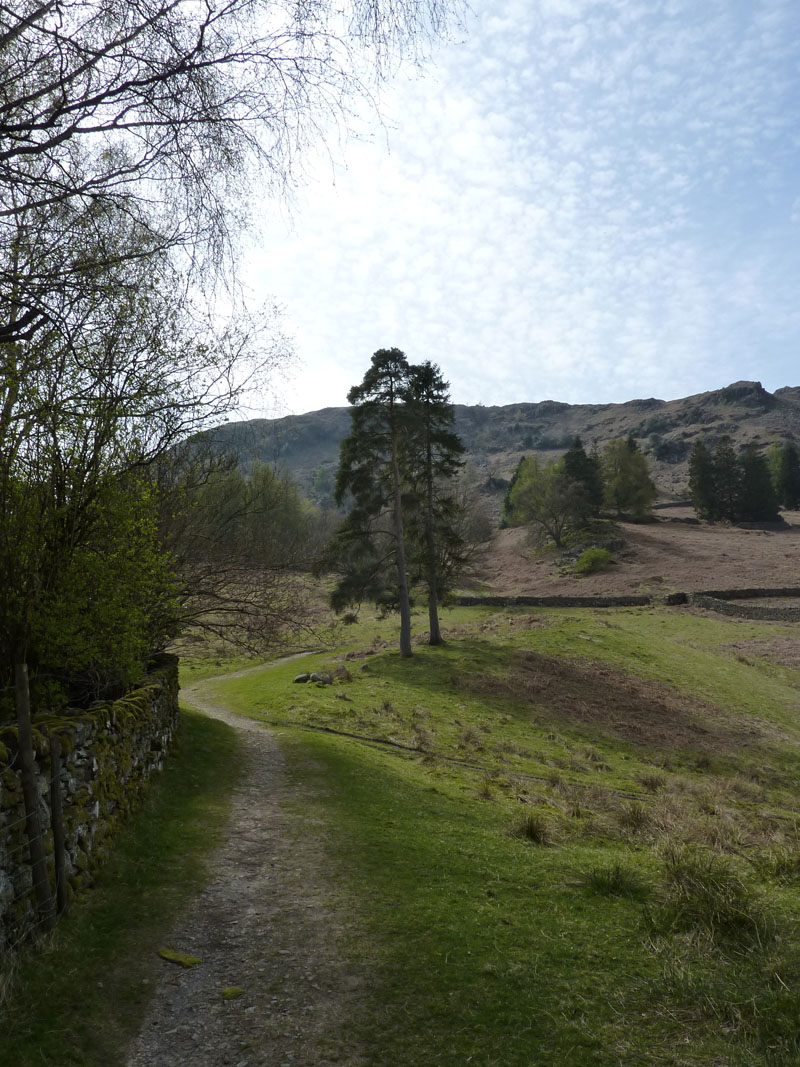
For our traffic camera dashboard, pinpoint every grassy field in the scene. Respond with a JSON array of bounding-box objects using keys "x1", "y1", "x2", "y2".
[
  {"x1": 0, "y1": 709, "x2": 240, "y2": 1067},
  {"x1": 200, "y1": 603, "x2": 800, "y2": 1066}
]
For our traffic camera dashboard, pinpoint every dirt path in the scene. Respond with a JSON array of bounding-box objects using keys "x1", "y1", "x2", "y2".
[{"x1": 125, "y1": 667, "x2": 365, "y2": 1067}]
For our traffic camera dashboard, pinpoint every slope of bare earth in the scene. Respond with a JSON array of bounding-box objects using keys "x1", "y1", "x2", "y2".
[{"x1": 473, "y1": 509, "x2": 800, "y2": 597}]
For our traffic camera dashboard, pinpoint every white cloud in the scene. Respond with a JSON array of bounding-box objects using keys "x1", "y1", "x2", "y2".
[{"x1": 244, "y1": 0, "x2": 800, "y2": 416}]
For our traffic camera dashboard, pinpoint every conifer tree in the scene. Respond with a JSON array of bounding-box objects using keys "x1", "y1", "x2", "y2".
[
  {"x1": 688, "y1": 440, "x2": 718, "y2": 520},
  {"x1": 404, "y1": 362, "x2": 465, "y2": 646},
  {"x1": 712, "y1": 436, "x2": 741, "y2": 522},
  {"x1": 333, "y1": 349, "x2": 414, "y2": 656},
  {"x1": 738, "y1": 444, "x2": 780, "y2": 522},
  {"x1": 563, "y1": 437, "x2": 604, "y2": 518}
]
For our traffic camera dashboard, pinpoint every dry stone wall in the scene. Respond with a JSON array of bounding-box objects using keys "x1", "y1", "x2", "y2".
[{"x1": 0, "y1": 654, "x2": 179, "y2": 950}]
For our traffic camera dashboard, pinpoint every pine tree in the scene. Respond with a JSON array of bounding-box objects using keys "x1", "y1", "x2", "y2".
[
  {"x1": 774, "y1": 442, "x2": 800, "y2": 509},
  {"x1": 738, "y1": 444, "x2": 780, "y2": 522},
  {"x1": 563, "y1": 437, "x2": 604, "y2": 518},
  {"x1": 712, "y1": 436, "x2": 741, "y2": 522},
  {"x1": 688, "y1": 440, "x2": 718, "y2": 520},
  {"x1": 333, "y1": 349, "x2": 415, "y2": 656},
  {"x1": 404, "y1": 362, "x2": 465, "y2": 646}
]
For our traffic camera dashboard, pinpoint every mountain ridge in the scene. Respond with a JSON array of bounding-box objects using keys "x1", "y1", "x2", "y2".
[{"x1": 202, "y1": 380, "x2": 800, "y2": 502}]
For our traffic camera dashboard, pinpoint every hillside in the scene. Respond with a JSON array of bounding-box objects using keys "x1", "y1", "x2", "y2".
[{"x1": 201, "y1": 380, "x2": 800, "y2": 501}]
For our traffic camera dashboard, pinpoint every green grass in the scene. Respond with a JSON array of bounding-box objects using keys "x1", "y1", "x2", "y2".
[
  {"x1": 8, "y1": 603, "x2": 800, "y2": 1065},
  {"x1": 204, "y1": 603, "x2": 800, "y2": 1065},
  {"x1": 0, "y1": 708, "x2": 240, "y2": 1067}
]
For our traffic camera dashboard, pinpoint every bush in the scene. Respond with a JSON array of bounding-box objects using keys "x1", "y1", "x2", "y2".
[{"x1": 574, "y1": 547, "x2": 614, "y2": 576}]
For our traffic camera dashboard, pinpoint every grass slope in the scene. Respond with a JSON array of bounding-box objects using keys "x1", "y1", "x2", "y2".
[{"x1": 205, "y1": 604, "x2": 800, "y2": 1066}]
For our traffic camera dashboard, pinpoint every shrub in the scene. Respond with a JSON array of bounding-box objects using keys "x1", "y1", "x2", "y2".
[{"x1": 574, "y1": 547, "x2": 614, "y2": 576}]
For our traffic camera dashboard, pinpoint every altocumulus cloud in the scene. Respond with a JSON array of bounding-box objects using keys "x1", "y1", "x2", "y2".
[{"x1": 246, "y1": 0, "x2": 800, "y2": 415}]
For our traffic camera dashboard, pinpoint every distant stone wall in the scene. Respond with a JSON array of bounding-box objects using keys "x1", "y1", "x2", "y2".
[
  {"x1": 688, "y1": 591, "x2": 800, "y2": 622},
  {"x1": 454, "y1": 588, "x2": 800, "y2": 619},
  {"x1": 695, "y1": 587, "x2": 800, "y2": 601},
  {"x1": 453, "y1": 595, "x2": 652, "y2": 608},
  {"x1": 0, "y1": 654, "x2": 179, "y2": 951}
]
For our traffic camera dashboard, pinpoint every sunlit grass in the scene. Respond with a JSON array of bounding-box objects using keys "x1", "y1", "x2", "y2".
[{"x1": 203, "y1": 604, "x2": 800, "y2": 1065}]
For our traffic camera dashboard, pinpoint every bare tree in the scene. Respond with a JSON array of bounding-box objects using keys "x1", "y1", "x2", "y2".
[{"x1": 0, "y1": 0, "x2": 461, "y2": 344}]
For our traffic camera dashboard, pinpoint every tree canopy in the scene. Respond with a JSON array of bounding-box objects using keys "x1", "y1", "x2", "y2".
[
  {"x1": 1, "y1": 0, "x2": 461, "y2": 346},
  {"x1": 325, "y1": 350, "x2": 467, "y2": 654},
  {"x1": 688, "y1": 436, "x2": 780, "y2": 523}
]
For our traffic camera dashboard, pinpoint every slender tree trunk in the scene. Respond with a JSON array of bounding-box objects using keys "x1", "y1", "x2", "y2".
[
  {"x1": 424, "y1": 445, "x2": 443, "y2": 645},
  {"x1": 49, "y1": 733, "x2": 68, "y2": 915},
  {"x1": 15, "y1": 658, "x2": 56, "y2": 932},
  {"x1": 390, "y1": 438, "x2": 413, "y2": 658}
]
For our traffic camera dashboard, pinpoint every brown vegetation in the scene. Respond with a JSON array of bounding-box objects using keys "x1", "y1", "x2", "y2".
[
  {"x1": 458, "y1": 649, "x2": 761, "y2": 754},
  {"x1": 475, "y1": 508, "x2": 800, "y2": 596}
]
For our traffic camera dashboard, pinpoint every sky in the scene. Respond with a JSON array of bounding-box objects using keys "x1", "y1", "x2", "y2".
[{"x1": 244, "y1": 0, "x2": 800, "y2": 418}]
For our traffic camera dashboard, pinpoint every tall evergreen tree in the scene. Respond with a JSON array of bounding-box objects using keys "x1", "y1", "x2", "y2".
[
  {"x1": 404, "y1": 362, "x2": 465, "y2": 646},
  {"x1": 333, "y1": 349, "x2": 415, "y2": 657},
  {"x1": 563, "y1": 437, "x2": 604, "y2": 518},
  {"x1": 773, "y1": 442, "x2": 800, "y2": 509},
  {"x1": 738, "y1": 444, "x2": 780, "y2": 522},
  {"x1": 712, "y1": 436, "x2": 741, "y2": 522},
  {"x1": 688, "y1": 439, "x2": 718, "y2": 520}
]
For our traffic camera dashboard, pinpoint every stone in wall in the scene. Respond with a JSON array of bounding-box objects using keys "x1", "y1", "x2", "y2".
[{"x1": 0, "y1": 654, "x2": 179, "y2": 951}]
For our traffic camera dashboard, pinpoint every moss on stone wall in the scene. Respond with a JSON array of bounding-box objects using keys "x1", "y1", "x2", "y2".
[{"x1": 0, "y1": 655, "x2": 179, "y2": 951}]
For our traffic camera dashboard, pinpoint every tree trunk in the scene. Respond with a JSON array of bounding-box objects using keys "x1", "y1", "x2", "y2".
[
  {"x1": 424, "y1": 449, "x2": 443, "y2": 645},
  {"x1": 49, "y1": 733, "x2": 68, "y2": 915},
  {"x1": 391, "y1": 438, "x2": 413, "y2": 658},
  {"x1": 15, "y1": 659, "x2": 56, "y2": 932}
]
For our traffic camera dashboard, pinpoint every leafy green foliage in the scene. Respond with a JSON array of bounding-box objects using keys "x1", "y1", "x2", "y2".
[
  {"x1": 769, "y1": 441, "x2": 800, "y2": 510},
  {"x1": 502, "y1": 455, "x2": 589, "y2": 545},
  {"x1": 573, "y1": 546, "x2": 613, "y2": 576},
  {"x1": 30, "y1": 477, "x2": 179, "y2": 706},
  {"x1": 326, "y1": 351, "x2": 468, "y2": 652},
  {"x1": 689, "y1": 436, "x2": 782, "y2": 522},
  {"x1": 601, "y1": 437, "x2": 656, "y2": 519},
  {"x1": 563, "y1": 437, "x2": 604, "y2": 516}
]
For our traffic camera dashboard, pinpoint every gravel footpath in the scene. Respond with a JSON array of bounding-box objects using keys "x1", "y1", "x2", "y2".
[{"x1": 125, "y1": 670, "x2": 365, "y2": 1067}]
